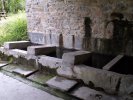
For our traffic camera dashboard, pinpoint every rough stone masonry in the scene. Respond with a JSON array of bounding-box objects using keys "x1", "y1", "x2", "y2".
[{"x1": 26, "y1": 0, "x2": 133, "y2": 55}]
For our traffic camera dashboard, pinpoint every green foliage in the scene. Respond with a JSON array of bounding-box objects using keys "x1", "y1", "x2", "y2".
[
  {"x1": 0, "y1": 0, "x2": 25, "y2": 13},
  {"x1": 0, "y1": 13, "x2": 28, "y2": 45}
]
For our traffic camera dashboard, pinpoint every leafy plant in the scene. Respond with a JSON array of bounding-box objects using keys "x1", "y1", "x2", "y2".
[
  {"x1": 0, "y1": 0, "x2": 25, "y2": 13},
  {"x1": 0, "y1": 13, "x2": 28, "y2": 45}
]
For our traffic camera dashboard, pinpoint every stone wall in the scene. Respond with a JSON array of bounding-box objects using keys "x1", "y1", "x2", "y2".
[{"x1": 26, "y1": 0, "x2": 133, "y2": 55}]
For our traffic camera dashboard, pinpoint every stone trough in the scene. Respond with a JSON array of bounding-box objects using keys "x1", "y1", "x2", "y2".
[
  {"x1": 109, "y1": 56, "x2": 133, "y2": 75},
  {"x1": 27, "y1": 45, "x2": 77, "y2": 69},
  {"x1": 57, "y1": 51, "x2": 133, "y2": 95},
  {"x1": 0, "y1": 41, "x2": 133, "y2": 96}
]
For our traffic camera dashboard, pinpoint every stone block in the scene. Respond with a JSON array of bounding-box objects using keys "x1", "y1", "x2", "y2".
[
  {"x1": 51, "y1": 34, "x2": 60, "y2": 46},
  {"x1": 4, "y1": 41, "x2": 31, "y2": 49},
  {"x1": 74, "y1": 36, "x2": 83, "y2": 50},
  {"x1": 72, "y1": 86, "x2": 117, "y2": 100},
  {"x1": 57, "y1": 66, "x2": 74, "y2": 78},
  {"x1": 2, "y1": 64, "x2": 21, "y2": 72},
  {"x1": 38, "y1": 56, "x2": 62, "y2": 69},
  {"x1": 73, "y1": 65, "x2": 122, "y2": 94},
  {"x1": 63, "y1": 35, "x2": 73, "y2": 49},
  {"x1": 28, "y1": 32, "x2": 45, "y2": 44},
  {"x1": 57, "y1": 51, "x2": 91, "y2": 78},
  {"x1": 62, "y1": 51, "x2": 91, "y2": 68},
  {"x1": 9, "y1": 49, "x2": 27, "y2": 58},
  {"x1": 46, "y1": 76, "x2": 77, "y2": 92},
  {"x1": 27, "y1": 46, "x2": 56, "y2": 56},
  {"x1": 119, "y1": 75, "x2": 133, "y2": 95},
  {"x1": 45, "y1": 33, "x2": 52, "y2": 45},
  {"x1": 28, "y1": 70, "x2": 55, "y2": 84}
]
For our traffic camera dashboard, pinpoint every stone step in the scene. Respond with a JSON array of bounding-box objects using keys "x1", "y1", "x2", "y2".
[
  {"x1": 28, "y1": 70, "x2": 55, "y2": 84},
  {"x1": 46, "y1": 76, "x2": 77, "y2": 92},
  {"x1": 2, "y1": 64, "x2": 38, "y2": 77},
  {"x1": 0, "y1": 61, "x2": 9, "y2": 68},
  {"x1": 72, "y1": 86, "x2": 117, "y2": 100}
]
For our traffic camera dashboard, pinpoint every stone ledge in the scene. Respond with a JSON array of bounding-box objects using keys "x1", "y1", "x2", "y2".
[
  {"x1": 0, "y1": 47, "x2": 28, "y2": 58},
  {"x1": 27, "y1": 45, "x2": 56, "y2": 56},
  {"x1": 4, "y1": 41, "x2": 31, "y2": 49}
]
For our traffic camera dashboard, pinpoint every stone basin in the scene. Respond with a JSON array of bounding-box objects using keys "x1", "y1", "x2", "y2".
[
  {"x1": 46, "y1": 47, "x2": 77, "y2": 59},
  {"x1": 83, "y1": 53, "x2": 116, "y2": 69},
  {"x1": 109, "y1": 56, "x2": 133, "y2": 75}
]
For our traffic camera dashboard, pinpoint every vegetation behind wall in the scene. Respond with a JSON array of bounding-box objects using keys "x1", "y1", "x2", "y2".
[
  {"x1": 0, "y1": 13, "x2": 28, "y2": 45},
  {"x1": 0, "y1": 0, "x2": 25, "y2": 13}
]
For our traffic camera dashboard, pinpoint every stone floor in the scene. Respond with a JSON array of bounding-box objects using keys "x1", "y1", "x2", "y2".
[{"x1": 0, "y1": 73, "x2": 62, "y2": 100}]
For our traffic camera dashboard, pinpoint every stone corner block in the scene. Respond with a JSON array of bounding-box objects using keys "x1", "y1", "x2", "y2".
[{"x1": 62, "y1": 51, "x2": 91, "y2": 67}]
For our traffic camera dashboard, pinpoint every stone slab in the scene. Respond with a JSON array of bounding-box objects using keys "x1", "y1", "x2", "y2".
[
  {"x1": 27, "y1": 46, "x2": 56, "y2": 56},
  {"x1": 38, "y1": 56, "x2": 62, "y2": 69},
  {"x1": 13, "y1": 66, "x2": 38, "y2": 77},
  {"x1": 74, "y1": 36, "x2": 83, "y2": 50},
  {"x1": 63, "y1": 35, "x2": 73, "y2": 49},
  {"x1": 57, "y1": 51, "x2": 91, "y2": 78},
  {"x1": 72, "y1": 86, "x2": 117, "y2": 100},
  {"x1": 4, "y1": 41, "x2": 31, "y2": 49},
  {"x1": 0, "y1": 61, "x2": 9, "y2": 68},
  {"x1": 73, "y1": 65, "x2": 122, "y2": 94},
  {"x1": 46, "y1": 76, "x2": 77, "y2": 92},
  {"x1": 2, "y1": 64, "x2": 18, "y2": 72},
  {"x1": 0, "y1": 73, "x2": 63, "y2": 100},
  {"x1": 2, "y1": 64, "x2": 38, "y2": 77},
  {"x1": 51, "y1": 34, "x2": 60, "y2": 46},
  {"x1": 9, "y1": 49, "x2": 27, "y2": 58},
  {"x1": 28, "y1": 32, "x2": 46, "y2": 45},
  {"x1": 28, "y1": 70, "x2": 55, "y2": 84},
  {"x1": 119, "y1": 75, "x2": 133, "y2": 95}
]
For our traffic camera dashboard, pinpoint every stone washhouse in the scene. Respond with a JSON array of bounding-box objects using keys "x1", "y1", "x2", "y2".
[{"x1": 0, "y1": 0, "x2": 133, "y2": 100}]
